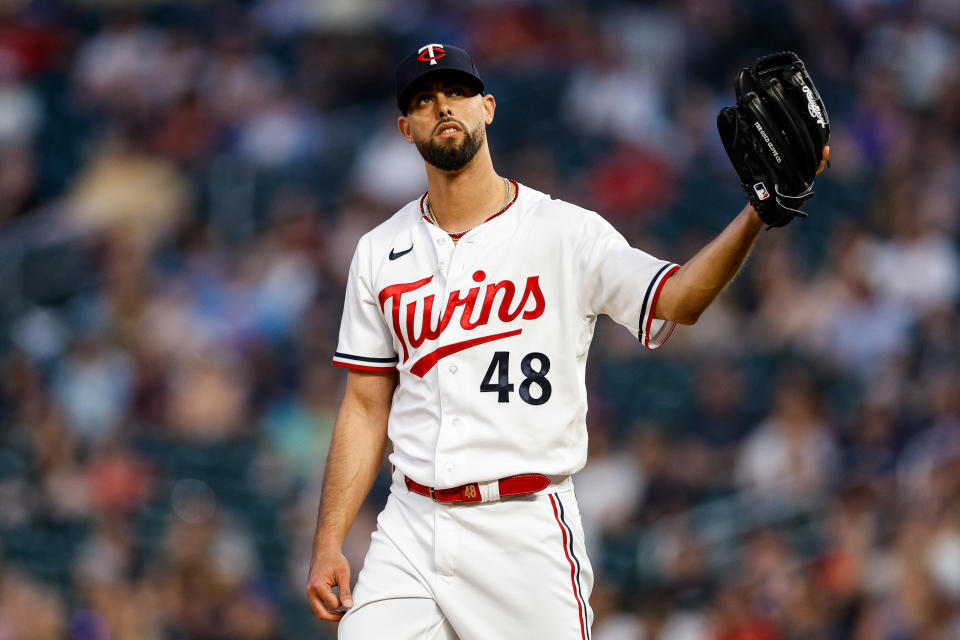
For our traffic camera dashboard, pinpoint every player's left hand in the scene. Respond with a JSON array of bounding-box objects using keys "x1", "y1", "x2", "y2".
[{"x1": 717, "y1": 51, "x2": 831, "y2": 228}]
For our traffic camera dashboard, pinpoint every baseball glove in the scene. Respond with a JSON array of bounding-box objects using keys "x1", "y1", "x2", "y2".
[{"x1": 717, "y1": 52, "x2": 830, "y2": 228}]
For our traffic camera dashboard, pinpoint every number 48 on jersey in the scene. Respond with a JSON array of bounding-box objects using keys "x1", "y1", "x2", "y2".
[{"x1": 480, "y1": 351, "x2": 551, "y2": 405}]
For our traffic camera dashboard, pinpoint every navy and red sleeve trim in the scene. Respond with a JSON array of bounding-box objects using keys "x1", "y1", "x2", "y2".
[
  {"x1": 332, "y1": 351, "x2": 399, "y2": 372},
  {"x1": 638, "y1": 263, "x2": 681, "y2": 350}
]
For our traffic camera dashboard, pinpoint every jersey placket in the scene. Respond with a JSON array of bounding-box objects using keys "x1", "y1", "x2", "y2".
[
  {"x1": 428, "y1": 228, "x2": 463, "y2": 583},
  {"x1": 429, "y1": 229, "x2": 464, "y2": 490}
]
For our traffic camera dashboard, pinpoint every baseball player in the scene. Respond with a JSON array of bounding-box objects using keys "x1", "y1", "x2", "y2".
[{"x1": 306, "y1": 44, "x2": 829, "y2": 639}]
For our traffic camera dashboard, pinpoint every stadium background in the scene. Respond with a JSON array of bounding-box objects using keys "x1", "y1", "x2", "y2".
[{"x1": 1, "y1": 0, "x2": 959, "y2": 638}]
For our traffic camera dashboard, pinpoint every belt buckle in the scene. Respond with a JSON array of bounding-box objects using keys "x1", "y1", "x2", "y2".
[{"x1": 429, "y1": 487, "x2": 437, "y2": 502}]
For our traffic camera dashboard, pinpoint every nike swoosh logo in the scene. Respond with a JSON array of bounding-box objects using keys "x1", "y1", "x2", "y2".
[{"x1": 389, "y1": 245, "x2": 413, "y2": 260}]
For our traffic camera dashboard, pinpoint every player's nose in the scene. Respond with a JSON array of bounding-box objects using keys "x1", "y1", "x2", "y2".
[{"x1": 434, "y1": 92, "x2": 454, "y2": 117}]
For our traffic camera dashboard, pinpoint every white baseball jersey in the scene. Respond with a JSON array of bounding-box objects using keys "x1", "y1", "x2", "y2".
[{"x1": 333, "y1": 181, "x2": 679, "y2": 489}]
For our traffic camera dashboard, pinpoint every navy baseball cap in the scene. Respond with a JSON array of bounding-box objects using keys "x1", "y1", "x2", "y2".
[{"x1": 395, "y1": 43, "x2": 484, "y2": 114}]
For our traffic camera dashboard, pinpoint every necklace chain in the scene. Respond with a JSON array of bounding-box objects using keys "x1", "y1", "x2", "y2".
[{"x1": 426, "y1": 177, "x2": 511, "y2": 238}]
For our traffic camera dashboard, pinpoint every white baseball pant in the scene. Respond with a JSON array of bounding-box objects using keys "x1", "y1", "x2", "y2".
[{"x1": 339, "y1": 469, "x2": 594, "y2": 639}]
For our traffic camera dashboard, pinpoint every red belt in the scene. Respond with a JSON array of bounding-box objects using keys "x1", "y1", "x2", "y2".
[{"x1": 404, "y1": 473, "x2": 551, "y2": 503}]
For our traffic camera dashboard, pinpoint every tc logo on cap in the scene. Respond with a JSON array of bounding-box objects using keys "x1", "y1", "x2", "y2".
[{"x1": 417, "y1": 44, "x2": 446, "y2": 65}]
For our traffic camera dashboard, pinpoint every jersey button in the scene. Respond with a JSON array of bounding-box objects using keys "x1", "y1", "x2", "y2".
[
  {"x1": 446, "y1": 463, "x2": 455, "y2": 472},
  {"x1": 452, "y1": 417, "x2": 461, "y2": 427},
  {"x1": 436, "y1": 237, "x2": 446, "y2": 245},
  {"x1": 448, "y1": 364, "x2": 458, "y2": 374}
]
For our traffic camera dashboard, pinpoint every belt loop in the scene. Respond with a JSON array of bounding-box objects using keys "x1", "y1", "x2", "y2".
[{"x1": 477, "y1": 479, "x2": 500, "y2": 503}]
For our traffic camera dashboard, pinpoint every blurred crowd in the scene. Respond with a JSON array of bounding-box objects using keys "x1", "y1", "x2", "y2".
[{"x1": 0, "y1": 0, "x2": 959, "y2": 639}]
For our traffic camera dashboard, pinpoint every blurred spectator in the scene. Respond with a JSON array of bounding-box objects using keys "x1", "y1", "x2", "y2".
[
  {"x1": 350, "y1": 117, "x2": 429, "y2": 208},
  {"x1": 51, "y1": 336, "x2": 133, "y2": 444},
  {"x1": 202, "y1": 26, "x2": 281, "y2": 127},
  {"x1": 897, "y1": 372, "x2": 960, "y2": 505},
  {"x1": 868, "y1": 199, "x2": 960, "y2": 313},
  {"x1": 561, "y1": 7, "x2": 681, "y2": 152},
  {"x1": 711, "y1": 582, "x2": 779, "y2": 640},
  {"x1": 0, "y1": 79, "x2": 42, "y2": 149},
  {"x1": 0, "y1": 77, "x2": 40, "y2": 225},
  {"x1": 0, "y1": 570, "x2": 66, "y2": 640},
  {"x1": 150, "y1": 90, "x2": 223, "y2": 166},
  {"x1": 259, "y1": 361, "x2": 338, "y2": 486},
  {"x1": 236, "y1": 88, "x2": 325, "y2": 168},
  {"x1": 735, "y1": 374, "x2": 839, "y2": 505},
  {"x1": 73, "y1": 12, "x2": 168, "y2": 118},
  {"x1": 0, "y1": 144, "x2": 37, "y2": 226},
  {"x1": 576, "y1": 422, "x2": 647, "y2": 557},
  {"x1": 806, "y1": 230, "x2": 913, "y2": 378},
  {"x1": 167, "y1": 351, "x2": 249, "y2": 440},
  {"x1": 686, "y1": 358, "x2": 752, "y2": 448},
  {"x1": 590, "y1": 582, "x2": 646, "y2": 640},
  {"x1": 68, "y1": 134, "x2": 190, "y2": 252}
]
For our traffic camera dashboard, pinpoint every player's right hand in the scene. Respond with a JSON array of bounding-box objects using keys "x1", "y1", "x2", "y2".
[{"x1": 305, "y1": 546, "x2": 354, "y2": 621}]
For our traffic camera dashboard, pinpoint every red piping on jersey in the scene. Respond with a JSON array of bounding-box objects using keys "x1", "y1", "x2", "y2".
[
  {"x1": 420, "y1": 179, "x2": 519, "y2": 238},
  {"x1": 549, "y1": 494, "x2": 588, "y2": 640},
  {"x1": 332, "y1": 361, "x2": 396, "y2": 373},
  {"x1": 409, "y1": 328, "x2": 522, "y2": 378},
  {"x1": 644, "y1": 264, "x2": 681, "y2": 350}
]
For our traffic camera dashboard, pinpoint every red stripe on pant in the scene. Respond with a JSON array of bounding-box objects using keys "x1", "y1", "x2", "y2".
[{"x1": 549, "y1": 494, "x2": 587, "y2": 640}]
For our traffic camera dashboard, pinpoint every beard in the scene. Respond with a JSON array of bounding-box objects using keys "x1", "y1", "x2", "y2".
[{"x1": 414, "y1": 122, "x2": 485, "y2": 172}]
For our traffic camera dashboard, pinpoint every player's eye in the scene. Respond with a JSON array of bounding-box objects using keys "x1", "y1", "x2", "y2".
[
  {"x1": 415, "y1": 94, "x2": 433, "y2": 107},
  {"x1": 449, "y1": 87, "x2": 464, "y2": 97}
]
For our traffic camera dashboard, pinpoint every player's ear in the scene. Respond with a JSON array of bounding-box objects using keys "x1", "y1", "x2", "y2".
[
  {"x1": 482, "y1": 94, "x2": 495, "y2": 125},
  {"x1": 397, "y1": 116, "x2": 414, "y2": 143}
]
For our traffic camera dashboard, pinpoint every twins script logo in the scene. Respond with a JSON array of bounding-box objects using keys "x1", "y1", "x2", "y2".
[
  {"x1": 379, "y1": 270, "x2": 545, "y2": 377},
  {"x1": 417, "y1": 44, "x2": 446, "y2": 65}
]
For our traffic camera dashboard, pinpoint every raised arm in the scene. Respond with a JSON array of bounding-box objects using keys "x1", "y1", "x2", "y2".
[
  {"x1": 656, "y1": 146, "x2": 829, "y2": 325},
  {"x1": 653, "y1": 203, "x2": 763, "y2": 325},
  {"x1": 306, "y1": 369, "x2": 397, "y2": 621}
]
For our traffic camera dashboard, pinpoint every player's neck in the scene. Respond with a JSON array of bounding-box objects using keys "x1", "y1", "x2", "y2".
[{"x1": 425, "y1": 152, "x2": 508, "y2": 235}]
